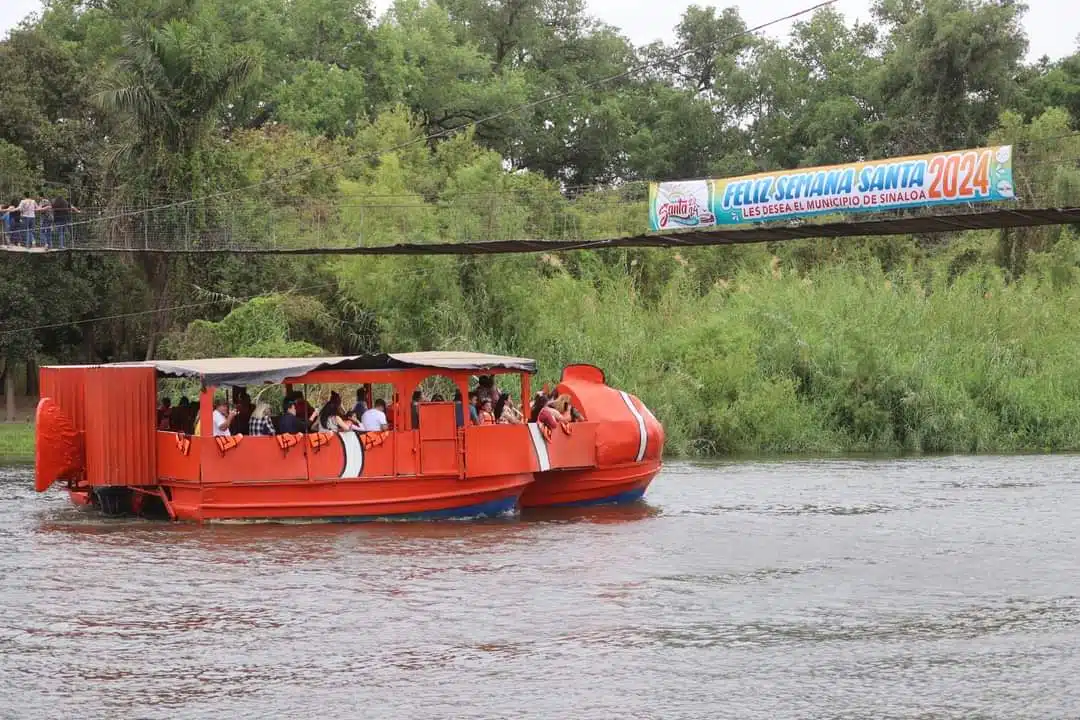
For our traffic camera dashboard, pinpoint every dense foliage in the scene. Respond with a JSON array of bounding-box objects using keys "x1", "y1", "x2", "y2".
[{"x1": 3, "y1": 0, "x2": 1080, "y2": 455}]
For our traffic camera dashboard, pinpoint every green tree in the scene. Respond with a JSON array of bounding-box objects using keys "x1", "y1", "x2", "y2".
[{"x1": 870, "y1": 0, "x2": 1027, "y2": 153}]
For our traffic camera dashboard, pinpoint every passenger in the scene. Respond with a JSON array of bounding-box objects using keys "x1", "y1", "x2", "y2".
[
  {"x1": 170, "y1": 396, "x2": 194, "y2": 434},
  {"x1": 352, "y1": 385, "x2": 370, "y2": 417},
  {"x1": 454, "y1": 390, "x2": 466, "y2": 427},
  {"x1": 476, "y1": 375, "x2": 500, "y2": 405},
  {"x1": 279, "y1": 399, "x2": 304, "y2": 433},
  {"x1": 231, "y1": 390, "x2": 252, "y2": 435},
  {"x1": 293, "y1": 392, "x2": 316, "y2": 431},
  {"x1": 326, "y1": 407, "x2": 358, "y2": 433},
  {"x1": 411, "y1": 389, "x2": 422, "y2": 429},
  {"x1": 478, "y1": 398, "x2": 496, "y2": 425},
  {"x1": 498, "y1": 396, "x2": 524, "y2": 425},
  {"x1": 157, "y1": 398, "x2": 172, "y2": 430},
  {"x1": 467, "y1": 391, "x2": 480, "y2": 425},
  {"x1": 537, "y1": 400, "x2": 561, "y2": 432},
  {"x1": 529, "y1": 392, "x2": 548, "y2": 423},
  {"x1": 552, "y1": 394, "x2": 584, "y2": 422},
  {"x1": 360, "y1": 399, "x2": 389, "y2": 431},
  {"x1": 318, "y1": 392, "x2": 343, "y2": 431},
  {"x1": 212, "y1": 398, "x2": 236, "y2": 437},
  {"x1": 248, "y1": 403, "x2": 276, "y2": 436},
  {"x1": 553, "y1": 394, "x2": 574, "y2": 422}
]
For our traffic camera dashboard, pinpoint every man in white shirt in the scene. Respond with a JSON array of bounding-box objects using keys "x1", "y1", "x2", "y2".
[
  {"x1": 360, "y1": 399, "x2": 389, "y2": 431},
  {"x1": 17, "y1": 195, "x2": 39, "y2": 247},
  {"x1": 212, "y1": 398, "x2": 236, "y2": 437}
]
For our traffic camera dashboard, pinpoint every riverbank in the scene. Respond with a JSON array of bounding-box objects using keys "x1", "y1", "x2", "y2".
[{"x1": 0, "y1": 424, "x2": 34, "y2": 460}]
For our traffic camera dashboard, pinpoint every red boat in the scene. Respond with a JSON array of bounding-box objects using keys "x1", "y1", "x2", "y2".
[{"x1": 33, "y1": 352, "x2": 664, "y2": 521}]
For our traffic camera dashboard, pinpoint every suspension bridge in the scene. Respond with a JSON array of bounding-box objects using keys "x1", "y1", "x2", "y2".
[{"x1": 3, "y1": 140, "x2": 1079, "y2": 257}]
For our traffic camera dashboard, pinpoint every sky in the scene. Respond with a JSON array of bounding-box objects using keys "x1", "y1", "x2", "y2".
[{"x1": 1, "y1": 0, "x2": 1076, "y2": 61}]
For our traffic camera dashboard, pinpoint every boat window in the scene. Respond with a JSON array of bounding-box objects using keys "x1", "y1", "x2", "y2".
[{"x1": 410, "y1": 374, "x2": 459, "y2": 430}]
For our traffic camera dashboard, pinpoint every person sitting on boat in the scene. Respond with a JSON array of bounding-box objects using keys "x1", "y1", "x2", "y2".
[
  {"x1": 170, "y1": 396, "x2": 194, "y2": 434},
  {"x1": 157, "y1": 399, "x2": 171, "y2": 427},
  {"x1": 279, "y1": 399, "x2": 305, "y2": 433},
  {"x1": 553, "y1": 395, "x2": 583, "y2": 423},
  {"x1": 329, "y1": 408, "x2": 359, "y2": 433},
  {"x1": 212, "y1": 398, "x2": 236, "y2": 437},
  {"x1": 467, "y1": 391, "x2": 480, "y2": 425},
  {"x1": 317, "y1": 392, "x2": 341, "y2": 428},
  {"x1": 497, "y1": 395, "x2": 524, "y2": 424},
  {"x1": 410, "y1": 389, "x2": 423, "y2": 429},
  {"x1": 476, "y1": 375, "x2": 500, "y2": 405},
  {"x1": 529, "y1": 392, "x2": 548, "y2": 423},
  {"x1": 360, "y1": 399, "x2": 389, "y2": 431},
  {"x1": 454, "y1": 390, "x2": 466, "y2": 427},
  {"x1": 352, "y1": 385, "x2": 370, "y2": 417},
  {"x1": 478, "y1": 398, "x2": 496, "y2": 425},
  {"x1": 248, "y1": 403, "x2": 276, "y2": 436},
  {"x1": 536, "y1": 399, "x2": 562, "y2": 432},
  {"x1": 289, "y1": 391, "x2": 317, "y2": 431},
  {"x1": 318, "y1": 393, "x2": 354, "y2": 432}
]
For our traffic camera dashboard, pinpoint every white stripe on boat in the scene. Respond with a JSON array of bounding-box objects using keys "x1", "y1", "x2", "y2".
[
  {"x1": 528, "y1": 423, "x2": 551, "y2": 471},
  {"x1": 341, "y1": 431, "x2": 364, "y2": 478},
  {"x1": 619, "y1": 391, "x2": 648, "y2": 462}
]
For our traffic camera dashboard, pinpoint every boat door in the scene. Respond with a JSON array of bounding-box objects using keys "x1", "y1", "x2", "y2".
[{"x1": 417, "y1": 403, "x2": 461, "y2": 476}]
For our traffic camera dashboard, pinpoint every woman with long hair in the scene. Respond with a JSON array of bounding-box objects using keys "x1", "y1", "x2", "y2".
[{"x1": 248, "y1": 403, "x2": 276, "y2": 436}]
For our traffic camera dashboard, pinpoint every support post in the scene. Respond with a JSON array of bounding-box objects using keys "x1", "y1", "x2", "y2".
[{"x1": 200, "y1": 386, "x2": 215, "y2": 437}]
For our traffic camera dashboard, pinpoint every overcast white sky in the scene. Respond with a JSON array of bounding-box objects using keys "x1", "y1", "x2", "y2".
[{"x1": 1, "y1": 0, "x2": 1076, "y2": 61}]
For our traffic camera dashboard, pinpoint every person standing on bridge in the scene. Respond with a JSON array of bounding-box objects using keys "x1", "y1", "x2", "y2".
[
  {"x1": 17, "y1": 194, "x2": 45, "y2": 248},
  {"x1": 0, "y1": 201, "x2": 17, "y2": 245},
  {"x1": 49, "y1": 194, "x2": 80, "y2": 249}
]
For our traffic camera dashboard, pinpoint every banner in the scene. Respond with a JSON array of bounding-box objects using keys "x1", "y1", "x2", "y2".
[{"x1": 648, "y1": 146, "x2": 1015, "y2": 231}]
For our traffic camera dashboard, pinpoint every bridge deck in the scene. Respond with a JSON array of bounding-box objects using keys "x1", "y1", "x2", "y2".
[{"x1": 3, "y1": 207, "x2": 1077, "y2": 256}]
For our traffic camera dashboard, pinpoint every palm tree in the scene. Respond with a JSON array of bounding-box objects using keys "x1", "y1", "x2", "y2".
[
  {"x1": 94, "y1": 12, "x2": 261, "y2": 359},
  {"x1": 95, "y1": 17, "x2": 260, "y2": 199}
]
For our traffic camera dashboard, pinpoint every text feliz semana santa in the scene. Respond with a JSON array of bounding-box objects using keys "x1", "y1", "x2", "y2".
[{"x1": 719, "y1": 158, "x2": 975, "y2": 212}]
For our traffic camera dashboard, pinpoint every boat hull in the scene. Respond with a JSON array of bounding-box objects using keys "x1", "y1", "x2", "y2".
[
  {"x1": 519, "y1": 461, "x2": 660, "y2": 508},
  {"x1": 66, "y1": 474, "x2": 532, "y2": 523}
]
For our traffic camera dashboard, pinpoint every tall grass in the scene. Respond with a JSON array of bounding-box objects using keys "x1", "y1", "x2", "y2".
[
  {"x1": 0, "y1": 424, "x2": 34, "y2": 462},
  {"x1": 417, "y1": 244, "x2": 1080, "y2": 457}
]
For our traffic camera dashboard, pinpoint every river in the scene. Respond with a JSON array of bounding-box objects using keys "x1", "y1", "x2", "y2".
[{"x1": 1, "y1": 456, "x2": 1078, "y2": 719}]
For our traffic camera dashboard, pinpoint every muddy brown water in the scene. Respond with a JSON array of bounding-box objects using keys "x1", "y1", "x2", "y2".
[{"x1": 2, "y1": 457, "x2": 1079, "y2": 718}]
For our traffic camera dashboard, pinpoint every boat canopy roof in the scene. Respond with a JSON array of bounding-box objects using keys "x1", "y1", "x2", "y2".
[{"x1": 59, "y1": 352, "x2": 537, "y2": 386}]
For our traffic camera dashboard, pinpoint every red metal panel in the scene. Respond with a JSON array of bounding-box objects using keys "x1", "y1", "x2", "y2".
[
  {"x1": 396, "y1": 430, "x2": 418, "y2": 476},
  {"x1": 201, "y1": 437, "x2": 309, "y2": 484},
  {"x1": 544, "y1": 422, "x2": 598, "y2": 470},
  {"x1": 464, "y1": 424, "x2": 534, "y2": 477},
  {"x1": 39, "y1": 367, "x2": 87, "y2": 433},
  {"x1": 418, "y1": 404, "x2": 459, "y2": 476},
  {"x1": 156, "y1": 432, "x2": 200, "y2": 482},
  {"x1": 83, "y1": 367, "x2": 157, "y2": 486}
]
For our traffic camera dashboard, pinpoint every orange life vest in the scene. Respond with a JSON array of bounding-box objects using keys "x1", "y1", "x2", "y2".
[
  {"x1": 308, "y1": 431, "x2": 334, "y2": 452},
  {"x1": 361, "y1": 430, "x2": 390, "y2": 450},
  {"x1": 215, "y1": 434, "x2": 243, "y2": 455},
  {"x1": 174, "y1": 433, "x2": 191, "y2": 456},
  {"x1": 276, "y1": 433, "x2": 302, "y2": 455}
]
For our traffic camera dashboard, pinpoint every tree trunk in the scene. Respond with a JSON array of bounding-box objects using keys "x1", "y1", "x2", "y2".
[
  {"x1": 25, "y1": 355, "x2": 38, "y2": 397},
  {"x1": 4, "y1": 365, "x2": 14, "y2": 424},
  {"x1": 141, "y1": 254, "x2": 172, "y2": 361}
]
